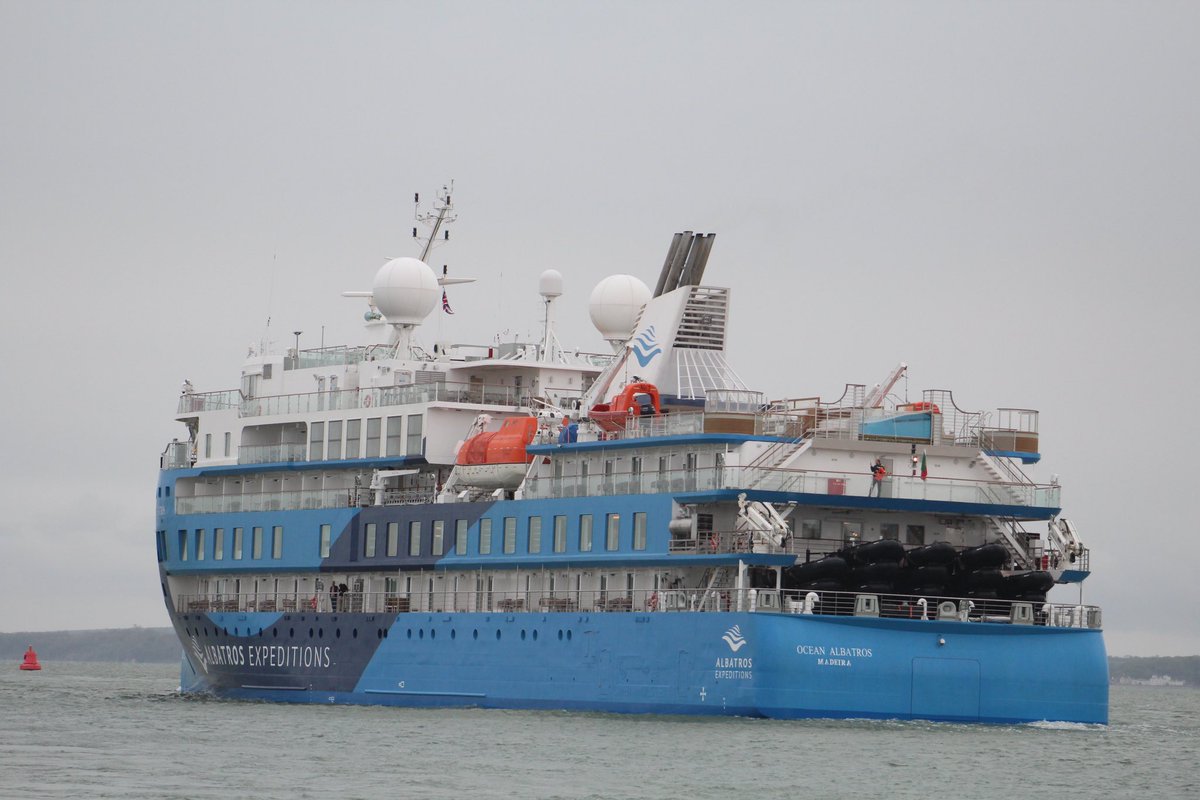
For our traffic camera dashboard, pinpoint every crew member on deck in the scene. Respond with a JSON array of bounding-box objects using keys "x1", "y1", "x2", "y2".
[{"x1": 868, "y1": 458, "x2": 886, "y2": 497}]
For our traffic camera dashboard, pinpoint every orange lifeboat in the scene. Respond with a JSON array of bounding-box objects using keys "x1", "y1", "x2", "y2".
[
  {"x1": 590, "y1": 382, "x2": 661, "y2": 432},
  {"x1": 898, "y1": 401, "x2": 940, "y2": 414},
  {"x1": 454, "y1": 416, "x2": 539, "y2": 489},
  {"x1": 19, "y1": 646, "x2": 41, "y2": 671}
]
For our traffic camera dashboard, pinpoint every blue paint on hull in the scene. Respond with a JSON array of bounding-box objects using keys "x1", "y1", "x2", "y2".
[{"x1": 177, "y1": 609, "x2": 1109, "y2": 724}]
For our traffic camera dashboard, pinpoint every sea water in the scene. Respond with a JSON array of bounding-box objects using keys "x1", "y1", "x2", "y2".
[{"x1": 0, "y1": 662, "x2": 1194, "y2": 800}]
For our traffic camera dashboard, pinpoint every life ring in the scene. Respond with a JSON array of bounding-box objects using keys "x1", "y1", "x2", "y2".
[
  {"x1": 708, "y1": 533, "x2": 719, "y2": 552},
  {"x1": 363, "y1": 394, "x2": 373, "y2": 407},
  {"x1": 309, "y1": 596, "x2": 317, "y2": 610},
  {"x1": 648, "y1": 592, "x2": 659, "y2": 611}
]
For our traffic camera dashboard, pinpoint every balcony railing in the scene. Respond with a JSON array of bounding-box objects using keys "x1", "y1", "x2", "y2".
[
  {"x1": 240, "y1": 382, "x2": 554, "y2": 419},
  {"x1": 523, "y1": 465, "x2": 1060, "y2": 509},
  {"x1": 172, "y1": 587, "x2": 1101, "y2": 629},
  {"x1": 238, "y1": 443, "x2": 307, "y2": 465},
  {"x1": 174, "y1": 485, "x2": 437, "y2": 515}
]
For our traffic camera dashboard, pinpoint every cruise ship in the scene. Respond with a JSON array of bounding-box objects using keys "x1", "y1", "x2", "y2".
[{"x1": 157, "y1": 188, "x2": 1108, "y2": 723}]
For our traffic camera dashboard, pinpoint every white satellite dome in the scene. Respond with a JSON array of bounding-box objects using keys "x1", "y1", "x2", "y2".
[
  {"x1": 539, "y1": 269, "x2": 564, "y2": 298},
  {"x1": 372, "y1": 257, "x2": 439, "y2": 325},
  {"x1": 589, "y1": 274, "x2": 651, "y2": 342}
]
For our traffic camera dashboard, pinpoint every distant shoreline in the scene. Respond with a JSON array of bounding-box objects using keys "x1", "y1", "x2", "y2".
[{"x1": 3, "y1": 628, "x2": 1197, "y2": 683}]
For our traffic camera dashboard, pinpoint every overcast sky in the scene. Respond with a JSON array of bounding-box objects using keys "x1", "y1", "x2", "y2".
[{"x1": 2, "y1": 2, "x2": 1197, "y2": 656}]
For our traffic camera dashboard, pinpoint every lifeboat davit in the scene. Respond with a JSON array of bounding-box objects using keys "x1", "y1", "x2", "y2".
[
  {"x1": 454, "y1": 417, "x2": 539, "y2": 489},
  {"x1": 589, "y1": 382, "x2": 661, "y2": 432},
  {"x1": 19, "y1": 646, "x2": 41, "y2": 671}
]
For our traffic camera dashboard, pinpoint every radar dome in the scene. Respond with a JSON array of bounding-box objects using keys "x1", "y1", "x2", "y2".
[
  {"x1": 588, "y1": 274, "x2": 651, "y2": 342},
  {"x1": 372, "y1": 257, "x2": 439, "y2": 325},
  {"x1": 539, "y1": 269, "x2": 564, "y2": 298}
]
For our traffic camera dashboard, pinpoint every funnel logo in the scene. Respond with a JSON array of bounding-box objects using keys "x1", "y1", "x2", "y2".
[
  {"x1": 722, "y1": 625, "x2": 747, "y2": 652},
  {"x1": 631, "y1": 326, "x2": 663, "y2": 367},
  {"x1": 189, "y1": 635, "x2": 209, "y2": 673}
]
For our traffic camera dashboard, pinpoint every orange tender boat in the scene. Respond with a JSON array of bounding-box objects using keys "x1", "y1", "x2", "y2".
[
  {"x1": 454, "y1": 416, "x2": 539, "y2": 489},
  {"x1": 589, "y1": 382, "x2": 661, "y2": 432}
]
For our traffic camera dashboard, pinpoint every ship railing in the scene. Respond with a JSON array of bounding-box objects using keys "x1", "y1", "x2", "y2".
[
  {"x1": 524, "y1": 464, "x2": 1061, "y2": 509},
  {"x1": 577, "y1": 409, "x2": 810, "y2": 443},
  {"x1": 237, "y1": 443, "x2": 308, "y2": 465},
  {"x1": 668, "y1": 529, "x2": 822, "y2": 557},
  {"x1": 172, "y1": 588, "x2": 1101, "y2": 628},
  {"x1": 160, "y1": 440, "x2": 192, "y2": 469},
  {"x1": 177, "y1": 389, "x2": 242, "y2": 415},
  {"x1": 175, "y1": 488, "x2": 356, "y2": 515},
  {"x1": 239, "y1": 381, "x2": 554, "y2": 418}
]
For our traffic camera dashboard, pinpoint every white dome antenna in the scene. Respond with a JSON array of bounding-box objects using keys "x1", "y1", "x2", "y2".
[
  {"x1": 539, "y1": 269, "x2": 565, "y2": 362},
  {"x1": 589, "y1": 274, "x2": 651, "y2": 352}
]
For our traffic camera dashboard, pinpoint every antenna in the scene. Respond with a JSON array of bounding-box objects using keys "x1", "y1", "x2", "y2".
[{"x1": 414, "y1": 181, "x2": 457, "y2": 262}]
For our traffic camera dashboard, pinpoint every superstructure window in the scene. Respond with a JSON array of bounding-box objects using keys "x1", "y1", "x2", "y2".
[
  {"x1": 528, "y1": 517, "x2": 542, "y2": 553},
  {"x1": 553, "y1": 516, "x2": 566, "y2": 553},
  {"x1": 233, "y1": 527, "x2": 244, "y2": 559},
  {"x1": 606, "y1": 513, "x2": 620, "y2": 551},
  {"x1": 179, "y1": 530, "x2": 188, "y2": 561},
  {"x1": 386, "y1": 416, "x2": 403, "y2": 457},
  {"x1": 409, "y1": 521, "x2": 421, "y2": 556},
  {"x1": 906, "y1": 525, "x2": 926, "y2": 545},
  {"x1": 479, "y1": 519, "x2": 492, "y2": 555},
  {"x1": 800, "y1": 519, "x2": 821, "y2": 540},
  {"x1": 365, "y1": 418, "x2": 381, "y2": 458},
  {"x1": 579, "y1": 515, "x2": 593, "y2": 552},
  {"x1": 386, "y1": 522, "x2": 399, "y2": 557},
  {"x1": 407, "y1": 414, "x2": 423, "y2": 456},
  {"x1": 432, "y1": 520, "x2": 445, "y2": 555},
  {"x1": 455, "y1": 520, "x2": 468, "y2": 555},
  {"x1": 272, "y1": 526, "x2": 283, "y2": 559},
  {"x1": 633, "y1": 513, "x2": 647, "y2": 551},
  {"x1": 204, "y1": 434, "x2": 212, "y2": 458},
  {"x1": 364, "y1": 523, "x2": 377, "y2": 558},
  {"x1": 223, "y1": 432, "x2": 231, "y2": 458},
  {"x1": 195, "y1": 529, "x2": 205, "y2": 561},
  {"x1": 252, "y1": 527, "x2": 263, "y2": 559},
  {"x1": 309, "y1": 422, "x2": 324, "y2": 460},
  {"x1": 346, "y1": 419, "x2": 361, "y2": 459},
  {"x1": 503, "y1": 517, "x2": 516, "y2": 554},
  {"x1": 319, "y1": 524, "x2": 331, "y2": 558},
  {"x1": 327, "y1": 420, "x2": 343, "y2": 460},
  {"x1": 881, "y1": 523, "x2": 899, "y2": 541}
]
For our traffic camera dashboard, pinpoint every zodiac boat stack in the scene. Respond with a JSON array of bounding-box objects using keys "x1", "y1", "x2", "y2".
[{"x1": 157, "y1": 192, "x2": 1108, "y2": 723}]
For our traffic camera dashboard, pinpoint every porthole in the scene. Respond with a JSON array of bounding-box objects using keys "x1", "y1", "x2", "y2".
[
  {"x1": 272, "y1": 628, "x2": 278, "y2": 638},
  {"x1": 352, "y1": 628, "x2": 358, "y2": 639},
  {"x1": 419, "y1": 629, "x2": 424, "y2": 639},
  {"x1": 496, "y1": 629, "x2": 501, "y2": 640},
  {"x1": 430, "y1": 628, "x2": 436, "y2": 640},
  {"x1": 567, "y1": 630, "x2": 572, "y2": 641},
  {"x1": 473, "y1": 629, "x2": 479, "y2": 640},
  {"x1": 336, "y1": 629, "x2": 341, "y2": 639},
  {"x1": 308, "y1": 628, "x2": 314, "y2": 638},
  {"x1": 558, "y1": 629, "x2": 563, "y2": 641},
  {"x1": 521, "y1": 629, "x2": 526, "y2": 641},
  {"x1": 376, "y1": 629, "x2": 382, "y2": 640},
  {"x1": 532, "y1": 630, "x2": 538, "y2": 641},
  {"x1": 450, "y1": 629, "x2": 456, "y2": 640},
  {"x1": 318, "y1": 628, "x2": 323, "y2": 639},
  {"x1": 407, "y1": 629, "x2": 412, "y2": 639},
  {"x1": 384, "y1": 628, "x2": 388, "y2": 638},
  {"x1": 289, "y1": 627, "x2": 294, "y2": 638}
]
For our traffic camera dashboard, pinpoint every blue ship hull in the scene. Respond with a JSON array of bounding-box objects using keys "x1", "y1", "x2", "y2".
[{"x1": 175, "y1": 608, "x2": 1109, "y2": 724}]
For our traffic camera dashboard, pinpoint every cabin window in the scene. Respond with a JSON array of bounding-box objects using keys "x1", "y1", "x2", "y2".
[
  {"x1": 579, "y1": 515, "x2": 593, "y2": 552},
  {"x1": 626, "y1": 573, "x2": 635, "y2": 599},
  {"x1": 606, "y1": 513, "x2": 620, "y2": 551},
  {"x1": 328, "y1": 420, "x2": 343, "y2": 460},
  {"x1": 195, "y1": 529, "x2": 205, "y2": 561},
  {"x1": 455, "y1": 520, "x2": 468, "y2": 555},
  {"x1": 479, "y1": 518, "x2": 492, "y2": 555},
  {"x1": 406, "y1": 414, "x2": 423, "y2": 456},
  {"x1": 365, "y1": 418, "x2": 381, "y2": 458},
  {"x1": 346, "y1": 419, "x2": 362, "y2": 459},
  {"x1": 432, "y1": 520, "x2": 445, "y2": 555},
  {"x1": 503, "y1": 517, "x2": 516, "y2": 554},
  {"x1": 214, "y1": 528, "x2": 224, "y2": 561},
  {"x1": 528, "y1": 517, "x2": 542, "y2": 553},
  {"x1": 633, "y1": 513, "x2": 647, "y2": 550},
  {"x1": 906, "y1": 525, "x2": 926, "y2": 545},
  {"x1": 272, "y1": 526, "x2": 283, "y2": 559},
  {"x1": 881, "y1": 523, "x2": 900, "y2": 541},
  {"x1": 156, "y1": 530, "x2": 167, "y2": 562},
  {"x1": 179, "y1": 530, "x2": 188, "y2": 561},
  {"x1": 233, "y1": 527, "x2": 244, "y2": 560},
  {"x1": 386, "y1": 416, "x2": 404, "y2": 457},
  {"x1": 364, "y1": 523, "x2": 377, "y2": 558},
  {"x1": 310, "y1": 422, "x2": 324, "y2": 461},
  {"x1": 320, "y1": 524, "x2": 332, "y2": 558},
  {"x1": 252, "y1": 527, "x2": 263, "y2": 559},
  {"x1": 409, "y1": 521, "x2": 421, "y2": 556},
  {"x1": 386, "y1": 522, "x2": 399, "y2": 557},
  {"x1": 800, "y1": 519, "x2": 821, "y2": 540},
  {"x1": 553, "y1": 516, "x2": 567, "y2": 553},
  {"x1": 223, "y1": 432, "x2": 231, "y2": 458}
]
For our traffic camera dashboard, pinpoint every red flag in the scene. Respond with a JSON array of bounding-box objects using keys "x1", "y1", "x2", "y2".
[{"x1": 920, "y1": 450, "x2": 928, "y2": 480}]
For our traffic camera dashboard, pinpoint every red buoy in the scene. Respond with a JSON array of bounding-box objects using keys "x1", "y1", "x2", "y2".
[{"x1": 19, "y1": 645, "x2": 41, "y2": 671}]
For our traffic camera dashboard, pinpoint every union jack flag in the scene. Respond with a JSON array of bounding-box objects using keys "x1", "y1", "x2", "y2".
[{"x1": 442, "y1": 289, "x2": 454, "y2": 315}]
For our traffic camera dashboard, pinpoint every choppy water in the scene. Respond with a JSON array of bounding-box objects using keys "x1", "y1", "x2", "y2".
[{"x1": 0, "y1": 662, "x2": 1195, "y2": 800}]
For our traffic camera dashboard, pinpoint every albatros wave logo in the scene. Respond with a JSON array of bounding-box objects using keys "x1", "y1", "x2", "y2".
[
  {"x1": 631, "y1": 325, "x2": 663, "y2": 367},
  {"x1": 190, "y1": 635, "x2": 209, "y2": 673},
  {"x1": 722, "y1": 625, "x2": 747, "y2": 652}
]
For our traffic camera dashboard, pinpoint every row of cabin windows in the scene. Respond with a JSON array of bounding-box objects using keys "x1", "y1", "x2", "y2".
[
  {"x1": 358, "y1": 513, "x2": 647, "y2": 560},
  {"x1": 310, "y1": 414, "x2": 423, "y2": 461},
  {"x1": 197, "y1": 414, "x2": 425, "y2": 463},
  {"x1": 795, "y1": 519, "x2": 926, "y2": 545},
  {"x1": 161, "y1": 511, "x2": 651, "y2": 565},
  {"x1": 174, "y1": 526, "x2": 283, "y2": 563}
]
